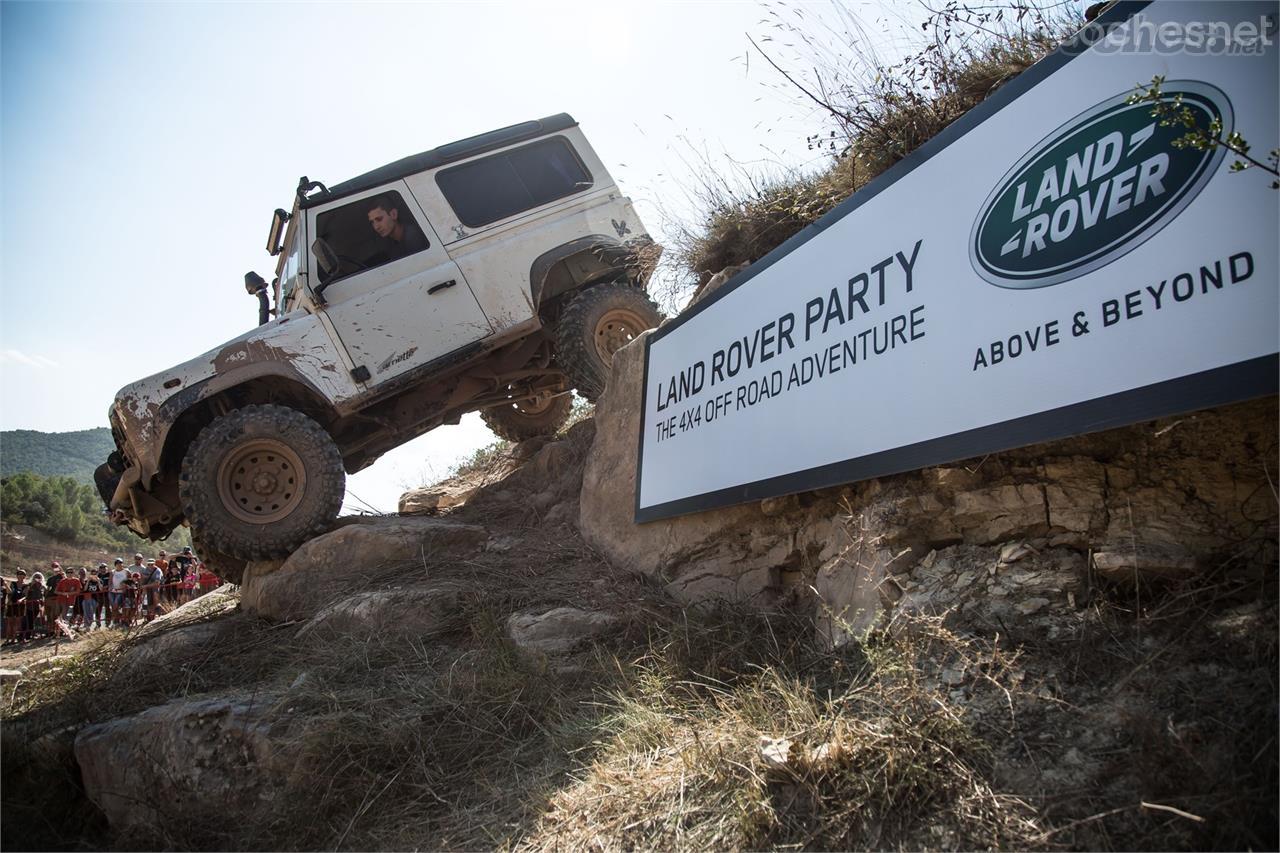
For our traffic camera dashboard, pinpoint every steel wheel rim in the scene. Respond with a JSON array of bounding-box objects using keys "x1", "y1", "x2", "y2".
[
  {"x1": 512, "y1": 392, "x2": 555, "y2": 416},
  {"x1": 217, "y1": 438, "x2": 307, "y2": 524},
  {"x1": 594, "y1": 307, "x2": 648, "y2": 363}
]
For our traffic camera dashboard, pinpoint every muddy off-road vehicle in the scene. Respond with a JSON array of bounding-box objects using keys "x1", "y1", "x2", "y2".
[{"x1": 96, "y1": 114, "x2": 661, "y2": 575}]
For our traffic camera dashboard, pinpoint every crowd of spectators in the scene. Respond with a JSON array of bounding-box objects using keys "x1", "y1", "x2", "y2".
[{"x1": 2, "y1": 547, "x2": 223, "y2": 644}]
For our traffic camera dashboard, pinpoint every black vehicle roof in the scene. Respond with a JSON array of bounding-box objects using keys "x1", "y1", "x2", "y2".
[{"x1": 299, "y1": 113, "x2": 578, "y2": 209}]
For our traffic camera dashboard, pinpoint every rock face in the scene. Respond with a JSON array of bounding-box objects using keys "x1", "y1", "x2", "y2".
[
  {"x1": 240, "y1": 516, "x2": 487, "y2": 621},
  {"x1": 75, "y1": 694, "x2": 289, "y2": 828},
  {"x1": 399, "y1": 430, "x2": 592, "y2": 525},
  {"x1": 580, "y1": 333, "x2": 1277, "y2": 644}
]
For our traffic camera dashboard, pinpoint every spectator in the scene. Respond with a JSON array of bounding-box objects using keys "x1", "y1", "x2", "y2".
[
  {"x1": 161, "y1": 551, "x2": 181, "y2": 604},
  {"x1": 96, "y1": 563, "x2": 111, "y2": 628},
  {"x1": 5, "y1": 570, "x2": 27, "y2": 644},
  {"x1": 56, "y1": 570, "x2": 83, "y2": 627},
  {"x1": 144, "y1": 559, "x2": 165, "y2": 622},
  {"x1": 110, "y1": 558, "x2": 129, "y2": 628},
  {"x1": 173, "y1": 546, "x2": 195, "y2": 580},
  {"x1": 197, "y1": 565, "x2": 221, "y2": 595},
  {"x1": 180, "y1": 565, "x2": 196, "y2": 604},
  {"x1": 45, "y1": 563, "x2": 64, "y2": 636},
  {"x1": 24, "y1": 572, "x2": 46, "y2": 641},
  {"x1": 121, "y1": 573, "x2": 139, "y2": 627},
  {"x1": 81, "y1": 569, "x2": 103, "y2": 631}
]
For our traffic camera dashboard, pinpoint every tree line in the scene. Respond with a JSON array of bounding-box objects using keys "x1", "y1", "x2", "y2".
[{"x1": 0, "y1": 471, "x2": 188, "y2": 551}]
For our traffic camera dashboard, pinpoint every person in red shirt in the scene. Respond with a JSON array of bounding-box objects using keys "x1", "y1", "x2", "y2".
[
  {"x1": 55, "y1": 570, "x2": 83, "y2": 627},
  {"x1": 52, "y1": 563, "x2": 80, "y2": 625},
  {"x1": 198, "y1": 567, "x2": 219, "y2": 593}
]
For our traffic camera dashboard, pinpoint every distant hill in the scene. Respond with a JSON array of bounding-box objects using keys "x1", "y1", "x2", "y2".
[{"x1": 1, "y1": 428, "x2": 114, "y2": 484}]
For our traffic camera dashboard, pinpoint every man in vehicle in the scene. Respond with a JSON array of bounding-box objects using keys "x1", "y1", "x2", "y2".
[{"x1": 367, "y1": 195, "x2": 429, "y2": 262}]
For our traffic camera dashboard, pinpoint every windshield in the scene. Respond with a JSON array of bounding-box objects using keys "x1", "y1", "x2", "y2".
[{"x1": 278, "y1": 223, "x2": 303, "y2": 309}]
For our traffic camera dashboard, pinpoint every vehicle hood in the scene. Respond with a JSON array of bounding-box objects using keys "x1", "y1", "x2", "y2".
[{"x1": 109, "y1": 312, "x2": 328, "y2": 466}]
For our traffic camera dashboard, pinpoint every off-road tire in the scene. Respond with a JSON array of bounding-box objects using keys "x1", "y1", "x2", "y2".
[
  {"x1": 481, "y1": 393, "x2": 573, "y2": 442},
  {"x1": 190, "y1": 530, "x2": 248, "y2": 585},
  {"x1": 179, "y1": 404, "x2": 345, "y2": 562},
  {"x1": 556, "y1": 283, "x2": 663, "y2": 401}
]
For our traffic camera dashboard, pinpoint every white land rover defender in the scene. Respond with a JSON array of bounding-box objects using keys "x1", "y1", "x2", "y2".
[{"x1": 96, "y1": 114, "x2": 661, "y2": 577}]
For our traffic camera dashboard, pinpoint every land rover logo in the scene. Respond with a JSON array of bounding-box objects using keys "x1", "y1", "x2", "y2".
[{"x1": 971, "y1": 82, "x2": 1232, "y2": 289}]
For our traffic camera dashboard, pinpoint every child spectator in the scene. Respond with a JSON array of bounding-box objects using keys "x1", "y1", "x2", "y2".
[{"x1": 180, "y1": 566, "x2": 196, "y2": 604}]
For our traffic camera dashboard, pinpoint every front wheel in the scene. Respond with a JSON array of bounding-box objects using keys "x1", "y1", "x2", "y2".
[
  {"x1": 555, "y1": 283, "x2": 662, "y2": 401},
  {"x1": 179, "y1": 404, "x2": 345, "y2": 561},
  {"x1": 190, "y1": 530, "x2": 248, "y2": 586}
]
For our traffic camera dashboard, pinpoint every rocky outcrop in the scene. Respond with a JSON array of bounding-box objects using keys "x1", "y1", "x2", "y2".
[
  {"x1": 240, "y1": 516, "x2": 487, "y2": 621},
  {"x1": 581, "y1": 333, "x2": 1277, "y2": 643},
  {"x1": 399, "y1": 430, "x2": 592, "y2": 528},
  {"x1": 75, "y1": 694, "x2": 291, "y2": 828}
]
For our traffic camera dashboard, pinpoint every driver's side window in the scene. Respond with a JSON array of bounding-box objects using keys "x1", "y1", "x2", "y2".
[{"x1": 313, "y1": 190, "x2": 431, "y2": 284}]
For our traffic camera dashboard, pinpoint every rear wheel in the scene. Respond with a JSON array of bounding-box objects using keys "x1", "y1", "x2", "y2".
[
  {"x1": 481, "y1": 391, "x2": 572, "y2": 442},
  {"x1": 556, "y1": 283, "x2": 662, "y2": 401},
  {"x1": 179, "y1": 404, "x2": 344, "y2": 562}
]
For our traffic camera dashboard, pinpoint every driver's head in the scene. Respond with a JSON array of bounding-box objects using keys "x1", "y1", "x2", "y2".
[{"x1": 367, "y1": 197, "x2": 401, "y2": 239}]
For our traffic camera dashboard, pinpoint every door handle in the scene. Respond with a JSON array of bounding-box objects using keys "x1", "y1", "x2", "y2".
[{"x1": 428, "y1": 279, "x2": 457, "y2": 295}]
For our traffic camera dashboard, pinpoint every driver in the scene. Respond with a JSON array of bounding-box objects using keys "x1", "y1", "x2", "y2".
[{"x1": 366, "y1": 196, "x2": 429, "y2": 262}]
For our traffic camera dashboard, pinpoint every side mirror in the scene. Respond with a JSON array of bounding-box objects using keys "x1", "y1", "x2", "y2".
[{"x1": 312, "y1": 238, "x2": 338, "y2": 275}]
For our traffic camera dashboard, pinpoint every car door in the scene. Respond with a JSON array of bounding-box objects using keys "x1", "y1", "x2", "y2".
[{"x1": 308, "y1": 183, "x2": 494, "y2": 386}]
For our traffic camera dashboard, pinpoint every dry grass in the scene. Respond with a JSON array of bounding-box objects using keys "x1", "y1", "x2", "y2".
[
  {"x1": 672, "y1": 3, "x2": 1076, "y2": 290},
  {"x1": 523, "y1": 608, "x2": 1043, "y2": 851}
]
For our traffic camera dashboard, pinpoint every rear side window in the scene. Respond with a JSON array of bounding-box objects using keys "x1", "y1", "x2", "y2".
[{"x1": 437, "y1": 137, "x2": 592, "y2": 228}]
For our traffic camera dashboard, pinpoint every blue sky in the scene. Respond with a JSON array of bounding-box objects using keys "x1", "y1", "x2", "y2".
[{"x1": 0, "y1": 0, "x2": 901, "y2": 510}]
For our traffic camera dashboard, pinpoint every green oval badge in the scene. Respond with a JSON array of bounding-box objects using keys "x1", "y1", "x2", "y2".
[{"x1": 971, "y1": 81, "x2": 1231, "y2": 289}]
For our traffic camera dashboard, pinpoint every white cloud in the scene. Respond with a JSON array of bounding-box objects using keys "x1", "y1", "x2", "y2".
[{"x1": 0, "y1": 349, "x2": 59, "y2": 369}]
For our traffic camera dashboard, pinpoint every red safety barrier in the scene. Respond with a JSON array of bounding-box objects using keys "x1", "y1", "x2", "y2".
[{"x1": 1, "y1": 574, "x2": 226, "y2": 645}]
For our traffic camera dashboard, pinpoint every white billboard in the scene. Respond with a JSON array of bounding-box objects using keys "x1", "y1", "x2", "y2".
[{"x1": 637, "y1": 1, "x2": 1278, "y2": 522}]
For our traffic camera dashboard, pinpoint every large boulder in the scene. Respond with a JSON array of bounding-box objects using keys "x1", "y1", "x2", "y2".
[
  {"x1": 579, "y1": 332, "x2": 1277, "y2": 640},
  {"x1": 240, "y1": 516, "x2": 487, "y2": 621},
  {"x1": 74, "y1": 693, "x2": 291, "y2": 829}
]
